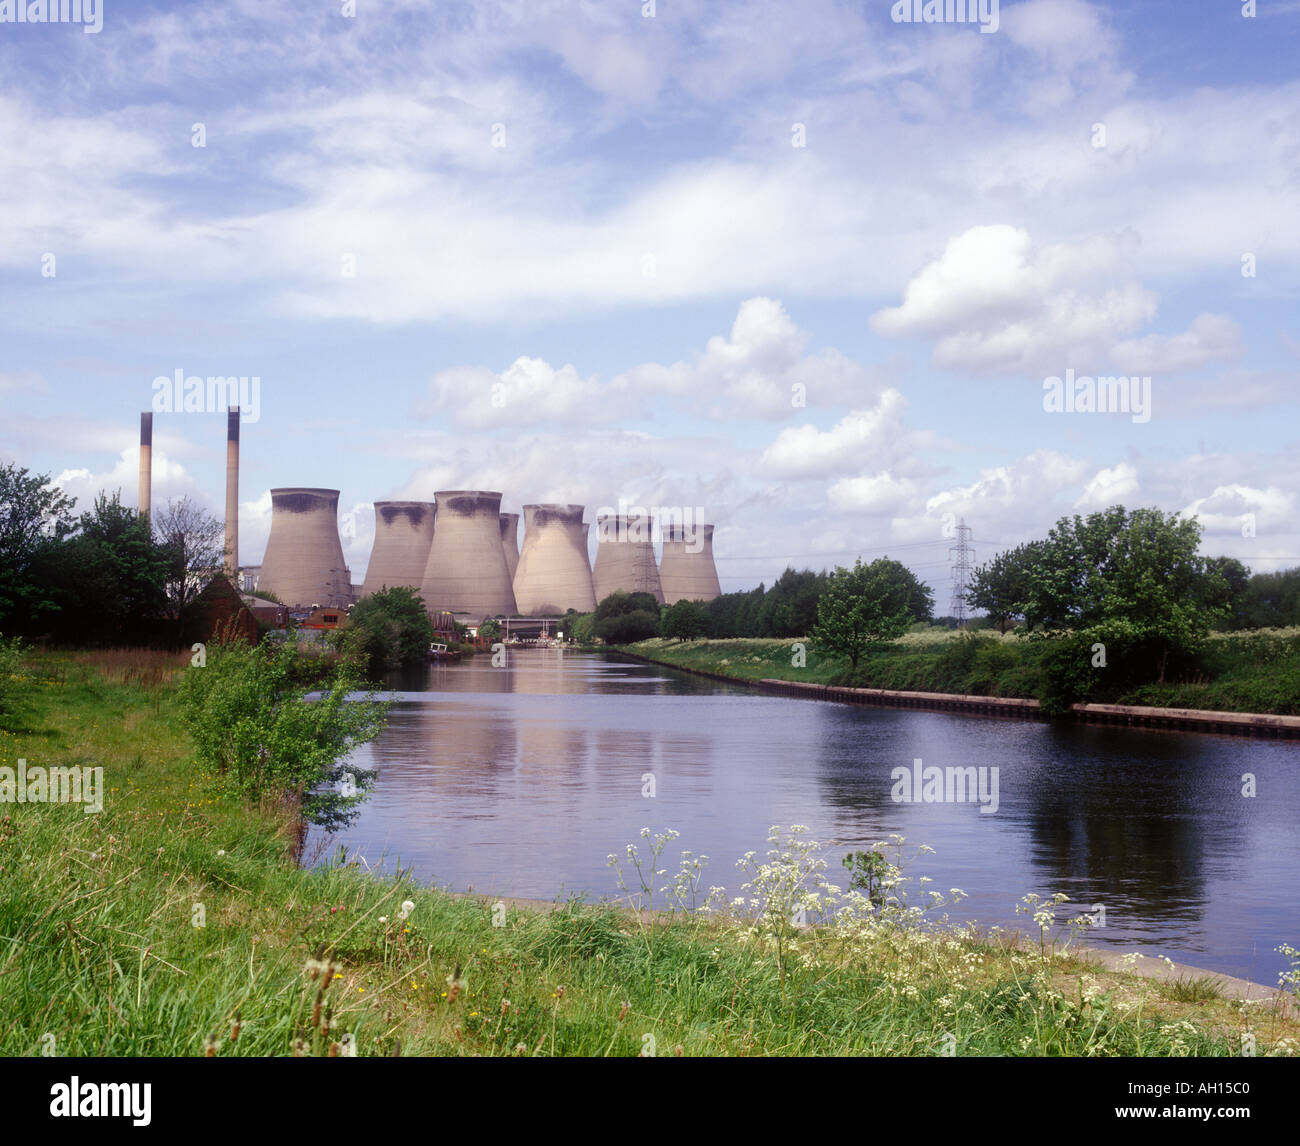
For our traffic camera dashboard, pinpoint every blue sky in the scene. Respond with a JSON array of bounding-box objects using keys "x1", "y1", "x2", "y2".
[{"x1": 2, "y1": 0, "x2": 1298, "y2": 596}]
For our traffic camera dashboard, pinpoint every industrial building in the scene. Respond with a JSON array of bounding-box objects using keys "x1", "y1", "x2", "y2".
[
  {"x1": 132, "y1": 408, "x2": 722, "y2": 620},
  {"x1": 659, "y1": 523, "x2": 722, "y2": 604},
  {"x1": 258, "y1": 488, "x2": 353, "y2": 608},
  {"x1": 419, "y1": 490, "x2": 517, "y2": 620},
  {"x1": 361, "y1": 501, "x2": 436, "y2": 597},
  {"x1": 512, "y1": 504, "x2": 597, "y2": 615},
  {"x1": 591, "y1": 512, "x2": 664, "y2": 604}
]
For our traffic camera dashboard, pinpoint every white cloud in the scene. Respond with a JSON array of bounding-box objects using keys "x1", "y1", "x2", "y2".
[
  {"x1": 1110, "y1": 313, "x2": 1242, "y2": 374},
  {"x1": 1074, "y1": 461, "x2": 1139, "y2": 509},
  {"x1": 870, "y1": 225, "x2": 1161, "y2": 375},
  {"x1": 757, "y1": 389, "x2": 909, "y2": 479}
]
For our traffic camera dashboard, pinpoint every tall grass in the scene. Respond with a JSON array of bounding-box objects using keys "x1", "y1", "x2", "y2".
[{"x1": 1, "y1": 649, "x2": 1296, "y2": 1057}]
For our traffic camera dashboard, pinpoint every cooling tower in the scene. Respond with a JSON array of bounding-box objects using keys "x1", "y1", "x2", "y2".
[
  {"x1": 257, "y1": 488, "x2": 352, "y2": 607},
  {"x1": 512, "y1": 504, "x2": 596, "y2": 616},
  {"x1": 419, "y1": 491, "x2": 517, "y2": 620},
  {"x1": 659, "y1": 523, "x2": 722, "y2": 604},
  {"x1": 224, "y1": 407, "x2": 239, "y2": 575},
  {"x1": 591, "y1": 513, "x2": 663, "y2": 604},
  {"x1": 500, "y1": 512, "x2": 520, "y2": 581},
  {"x1": 361, "y1": 501, "x2": 436, "y2": 597},
  {"x1": 138, "y1": 412, "x2": 152, "y2": 520}
]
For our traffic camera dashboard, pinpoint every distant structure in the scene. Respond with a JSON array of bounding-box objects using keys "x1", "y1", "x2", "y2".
[
  {"x1": 361, "y1": 501, "x2": 436, "y2": 597},
  {"x1": 659, "y1": 523, "x2": 721, "y2": 604},
  {"x1": 948, "y1": 517, "x2": 975, "y2": 628},
  {"x1": 258, "y1": 488, "x2": 352, "y2": 607},
  {"x1": 512, "y1": 504, "x2": 596, "y2": 615},
  {"x1": 591, "y1": 513, "x2": 663, "y2": 604},
  {"x1": 137, "y1": 412, "x2": 152, "y2": 519},
  {"x1": 224, "y1": 407, "x2": 240, "y2": 576},
  {"x1": 499, "y1": 512, "x2": 520, "y2": 582},
  {"x1": 420, "y1": 491, "x2": 517, "y2": 620}
]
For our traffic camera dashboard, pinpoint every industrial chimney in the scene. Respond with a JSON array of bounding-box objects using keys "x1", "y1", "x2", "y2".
[
  {"x1": 137, "y1": 412, "x2": 152, "y2": 520},
  {"x1": 419, "y1": 491, "x2": 517, "y2": 620},
  {"x1": 591, "y1": 513, "x2": 663, "y2": 604},
  {"x1": 225, "y1": 407, "x2": 239, "y2": 577},
  {"x1": 361, "y1": 501, "x2": 436, "y2": 597},
  {"x1": 500, "y1": 512, "x2": 520, "y2": 582},
  {"x1": 658, "y1": 523, "x2": 722, "y2": 604},
  {"x1": 513, "y1": 504, "x2": 596, "y2": 616},
  {"x1": 258, "y1": 488, "x2": 352, "y2": 608}
]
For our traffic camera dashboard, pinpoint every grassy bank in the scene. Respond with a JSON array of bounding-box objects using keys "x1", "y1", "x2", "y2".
[
  {"x1": 617, "y1": 628, "x2": 1300, "y2": 716},
  {"x1": 1, "y1": 649, "x2": 1296, "y2": 1057}
]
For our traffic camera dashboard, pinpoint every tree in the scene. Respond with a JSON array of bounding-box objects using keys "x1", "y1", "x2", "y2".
[
  {"x1": 0, "y1": 463, "x2": 76, "y2": 633},
  {"x1": 661, "y1": 598, "x2": 707, "y2": 641},
  {"x1": 479, "y1": 617, "x2": 502, "y2": 643},
  {"x1": 153, "y1": 497, "x2": 227, "y2": 633},
  {"x1": 1203, "y1": 556, "x2": 1251, "y2": 630},
  {"x1": 1024, "y1": 506, "x2": 1225, "y2": 682},
  {"x1": 812, "y1": 557, "x2": 933, "y2": 671},
  {"x1": 52, "y1": 492, "x2": 170, "y2": 643},
  {"x1": 339, "y1": 586, "x2": 433, "y2": 677},
  {"x1": 592, "y1": 590, "x2": 662, "y2": 644},
  {"x1": 966, "y1": 542, "x2": 1041, "y2": 633}
]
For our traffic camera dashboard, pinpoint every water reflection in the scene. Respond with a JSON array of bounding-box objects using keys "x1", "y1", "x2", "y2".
[{"x1": 313, "y1": 649, "x2": 1299, "y2": 983}]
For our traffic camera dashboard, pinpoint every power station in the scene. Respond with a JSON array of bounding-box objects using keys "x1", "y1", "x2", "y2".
[
  {"x1": 659, "y1": 524, "x2": 722, "y2": 605},
  {"x1": 591, "y1": 512, "x2": 664, "y2": 603},
  {"x1": 133, "y1": 410, "x2": 724, "y2": 620},
  {"x1": 419, "y1": 491, "x2": 518, "y2": 620},
  {"x1": 258, "y1": 488, "x2": 353, "y2": 608},
  {"x1": 499, "y1": 512, "x2": 520, "y2": 582},
  {"x1": 512, "y1": 504, "x2": 597, "y2": 616},
  {"x1": 361, "y1": 501, "x2": 436, "y2": 597}
]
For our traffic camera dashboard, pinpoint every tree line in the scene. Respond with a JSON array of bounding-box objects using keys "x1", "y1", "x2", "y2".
[{"x1": 0, "y1": 462, "x2": 226, "y2": 644}]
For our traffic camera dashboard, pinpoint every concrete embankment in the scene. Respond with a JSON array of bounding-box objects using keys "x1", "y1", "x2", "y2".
[{"x1": 613, "y1": 651, "x2": 1300, "y2": 739}]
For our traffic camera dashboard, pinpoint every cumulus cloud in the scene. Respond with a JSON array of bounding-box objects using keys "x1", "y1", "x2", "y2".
[
  {"x1": 417, "y1": 357, "x2": 619, "y2": 428},
  {"x1": 757, "y1": 389, "x2": 909, "y2": 480},
  {"x1": 1074, "y1": 461, "x2": 1139, "y2": 509},
  {"x1": 618, "y1": 297, "x2": 898, "y2": 418},
  {"x1": 1110, "y1": 313, "x2": 1242, "y2": 374},
  {"x1": 870, "y1": 225, "x2": 1164, "y2": 375}
]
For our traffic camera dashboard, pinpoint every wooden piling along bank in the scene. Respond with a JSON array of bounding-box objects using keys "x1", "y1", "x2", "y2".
[{"x1": 608, "y1": 651, "x2": 1300, "y2": 738}]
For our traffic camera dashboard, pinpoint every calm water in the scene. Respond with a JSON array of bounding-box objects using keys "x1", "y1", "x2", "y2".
[{"x1": 311, "y1": 649, "x2": 1300, "y2": 984}]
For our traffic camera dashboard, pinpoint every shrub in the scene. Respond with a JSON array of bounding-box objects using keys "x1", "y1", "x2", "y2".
[{"x1": 178, "y1": 637, "x2": 390, "y2": 830}]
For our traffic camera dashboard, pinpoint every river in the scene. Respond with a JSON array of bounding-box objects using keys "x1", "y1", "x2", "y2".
[{"x1": 310, "y1": 648, "x2": 1299, "y2": 985}]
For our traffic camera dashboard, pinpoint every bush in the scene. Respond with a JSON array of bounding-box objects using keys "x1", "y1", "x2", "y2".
[{"x1": 178, "y1": 637, "x2": 390, "y2": 830}]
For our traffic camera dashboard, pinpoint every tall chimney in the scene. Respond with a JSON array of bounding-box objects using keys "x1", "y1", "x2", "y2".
[
  {"x1": 225, "y1": 406, "x2": 239, "y2": 578},
  {"x1": 137, "y1": 412, "x2": 152, "y2": 520}
]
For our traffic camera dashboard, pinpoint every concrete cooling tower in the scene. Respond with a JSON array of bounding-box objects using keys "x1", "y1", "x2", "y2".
[
  {"x1": 420, "y1": 491, "x2": 517, "y2": 620},
  {"x1": 500, "y1": 512, "x2": 520, "y2": 581},
  {"x1": 258, "y1": 488, "x2": 352, "y2": 607},
  {"x1": 591, "y1": 513, "x2": 663, "y2": 604},
  {"x1": 512, "y1": 504, "x2": 597, "y2": 615},
  {"x1": 361, "y1": 501, "x2": 436, "y2": 597},
  {"x1": 659, "y1": 523, "x2": 722, "y2": 604}
]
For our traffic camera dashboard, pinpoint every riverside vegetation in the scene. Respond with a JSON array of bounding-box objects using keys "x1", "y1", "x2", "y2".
[
  {"x1": 617, "y1": 626, "x2": 1300, "y2": 717},
  {"x1": 1, "y1": 638, "x2": 1297, "y2": 1057}
]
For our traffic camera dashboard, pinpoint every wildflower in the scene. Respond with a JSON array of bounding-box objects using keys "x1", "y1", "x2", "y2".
[
  {"x1": 378, "y1": 916, "x2": 388, "y2": 923},
  {"x1": 446, "y1": 964, "x2": 466, "y2": 1003},
  {"x1": 501, "y1": 999, "x2": 511, "y2": 1015},
  {"x1": 216, "y1": 850, "x2": 225, "y2": 857}
]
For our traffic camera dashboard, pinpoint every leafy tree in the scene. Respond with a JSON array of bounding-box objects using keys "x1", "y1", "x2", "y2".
[
  {"x1": 1024, "y1": 506, "x2": 1225, "y2": 682},
  {"x1": 479, "y1": 617, "x2": 502, "y2": 643},
  {"x1": 339, "y1": 586, "x2": 433, "y2": 676},
  {"x1": 0, "y1": 463, "x2": 76, "y2": 633},
  {"x1": 1238, "y1": 568, "x2": 1300, "y2": 629},
  {"x1": 1202, "y1": 556, "x2": 1252, "y2": 629},
  {"x1": 812, "y1": 557, "x2": 933, "y2": 671},
  {"x1": 52, "y1": 492, "x2": 170, "y2": 643},
  {"x1": 661, "y1": 598, "x2": 707, "y2": 641},
  {"x1": 967, "y1": 543, "x2": 1042, "y2": 633}
]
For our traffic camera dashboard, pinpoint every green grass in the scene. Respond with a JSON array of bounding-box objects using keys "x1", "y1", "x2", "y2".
[
  {"x1": 621, "y1": 628, "x2": 1300, "y2": 715},
  {"x1": 0, "y1": 648, "x2": 1296, "y2": 1057}
]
